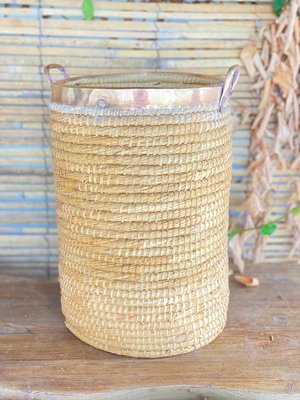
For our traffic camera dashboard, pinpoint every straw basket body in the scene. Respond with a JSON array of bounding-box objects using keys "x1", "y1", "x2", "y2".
[{"x1": 46, "y1": 65, "x2": 239, "y2": 358}]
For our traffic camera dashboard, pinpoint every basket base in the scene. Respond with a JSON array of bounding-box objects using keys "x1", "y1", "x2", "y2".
[{"x1": 65, "y1": 318, "x2": 227, "y2": 359}]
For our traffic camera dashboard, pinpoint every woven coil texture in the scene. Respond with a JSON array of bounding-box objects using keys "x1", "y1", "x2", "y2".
[{"x1": 50, "y1": 74, "x2": 233, "y2": 358}]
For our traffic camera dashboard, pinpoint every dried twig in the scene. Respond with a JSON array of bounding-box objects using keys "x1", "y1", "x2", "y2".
[{"x1": 233, "y1": 0, "x2": 300, "y2": 271}]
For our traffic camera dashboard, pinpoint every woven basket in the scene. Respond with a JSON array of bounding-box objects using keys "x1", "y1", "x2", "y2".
[{"x1": 45, "y1": 64, "x2": 239, "y2": 358}]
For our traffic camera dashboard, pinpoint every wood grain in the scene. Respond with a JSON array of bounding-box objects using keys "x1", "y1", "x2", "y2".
[{"x1": 0, "y1": 263, "x2": 299, "y2": 399}]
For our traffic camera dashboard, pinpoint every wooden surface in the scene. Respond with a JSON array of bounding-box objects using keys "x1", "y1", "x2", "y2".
[{"x1": 0, "y1": 263, "x2": 299, "y2": 400}]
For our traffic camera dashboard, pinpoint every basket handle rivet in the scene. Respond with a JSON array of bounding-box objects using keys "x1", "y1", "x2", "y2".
[{"x1": 97, "y1": 99, "x2": 107, "y2": 108}]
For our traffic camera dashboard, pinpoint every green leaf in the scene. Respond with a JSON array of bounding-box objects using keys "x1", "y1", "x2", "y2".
[
  {"x1": 273, "y1": 0, "x2": 286, "y2": 16},
  {"x1": 260, "y1": 223, "x2": 277, "y2": 236},
  {"x1": 291, "y1": 206, "x2": 300, "y2": 216},
  {"x1": 82, "y1": 0, "x2": 94, "y2": 20},
  {"x1": 228, "y1": 226, "x2": 242, "y2": 240}
]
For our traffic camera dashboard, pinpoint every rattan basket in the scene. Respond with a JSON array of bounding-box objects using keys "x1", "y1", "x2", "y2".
[{"x1": 45, "y1": 64, "x2": 239, "y2": 358}]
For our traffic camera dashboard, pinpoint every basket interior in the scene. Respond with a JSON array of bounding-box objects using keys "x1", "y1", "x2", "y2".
[{"x1": 60, "y1": 72, "x2": 224, "y2": 89}]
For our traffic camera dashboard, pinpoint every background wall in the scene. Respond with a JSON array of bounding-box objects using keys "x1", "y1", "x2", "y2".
[{"x1": 1, "y1": 0, "x2": 287, "y2": 278}]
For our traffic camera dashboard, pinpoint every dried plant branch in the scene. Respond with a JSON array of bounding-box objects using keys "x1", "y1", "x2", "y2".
[{"x1": 233, "y1": 0, "x2": 300, "y2": 271}]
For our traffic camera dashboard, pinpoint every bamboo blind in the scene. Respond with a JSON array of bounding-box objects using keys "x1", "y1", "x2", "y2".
[{"x1": 1, "y1": 0, "x2": 293, "y2": 278}]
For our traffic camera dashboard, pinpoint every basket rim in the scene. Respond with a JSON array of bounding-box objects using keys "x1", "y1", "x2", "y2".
[
  {"x1": 45, "y1": 65, "x2": 239, "y2": 110},
  {"x1": 50, "y1": 71, "x2": 225, "y2": 90}
]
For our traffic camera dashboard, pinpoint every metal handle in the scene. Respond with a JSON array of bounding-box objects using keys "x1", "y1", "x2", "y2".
[
  {"x1": 219, "y1": 65, "x2": 240, "y2": 111},
  {"x1": 44, "y1": 64, "x2": 69, "y2": 84}
]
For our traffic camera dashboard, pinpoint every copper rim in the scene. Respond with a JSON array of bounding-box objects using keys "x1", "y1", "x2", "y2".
[{"x1": 45, "y1": 65, "x2": 240, "y2": 111}]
